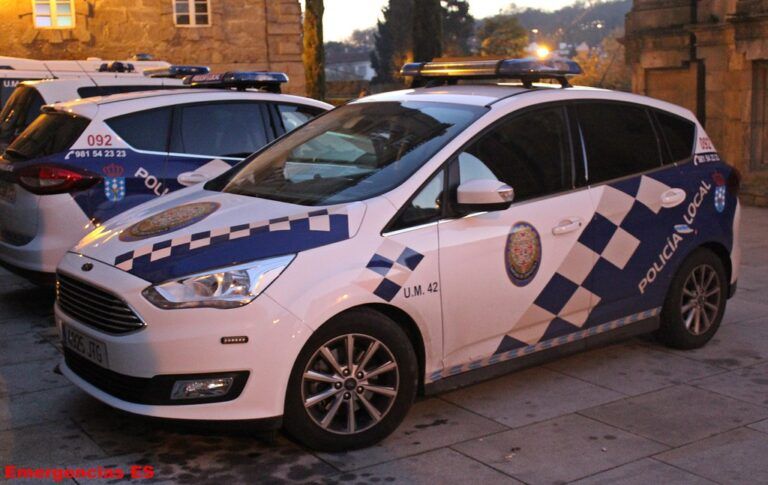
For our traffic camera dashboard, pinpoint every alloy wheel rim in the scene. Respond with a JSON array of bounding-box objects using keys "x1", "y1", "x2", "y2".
[
  {"x1": 680, "y1": 264, "x2": 721, "y2": 336},
  {"x1": 301, "y1": 333, "x2": 399, "y2": 435}
]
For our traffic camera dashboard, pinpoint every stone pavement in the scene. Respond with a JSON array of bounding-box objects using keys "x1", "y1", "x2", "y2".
[{"x1": 0, "y1": 206, "x2": 767, "y2": 484}]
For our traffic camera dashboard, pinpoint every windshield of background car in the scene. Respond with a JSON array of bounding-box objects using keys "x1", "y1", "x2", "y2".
[
  {"x1": 0, "y1": 85, "x2": 45, "y2": 150},
  {"x1": 207, "y1": 101, "x2": 487, "y2": 206},
  {"x1": 3, "y1": 112, "x2": 89, "y2": 162}
]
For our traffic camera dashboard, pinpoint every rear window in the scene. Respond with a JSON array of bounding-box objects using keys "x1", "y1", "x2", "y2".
[
  {"x1": 1, "y1": 79, "x2": 25, "y2": 109},
  {"x1": 106, "y1": 107, "x2": 172, "y2": 152},
  {"x1": 576, "y1": 102, "x2": 662, "y2": 184},
  {"x1": 0, "y1": 85, "x2": 46, "y2": 149},
  {"x1": 4, "y1": 112, "x2": 89, "y2": 162},
  {"x1": 655, "y1": 111, "x2": 696, "y2": 163}
]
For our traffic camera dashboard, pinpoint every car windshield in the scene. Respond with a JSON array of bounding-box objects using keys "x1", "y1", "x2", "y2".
[
  {"x1": 0, "y1": 85, "x2": 45, "y2": 151},
  {"x1": 3, "y1": 112, "x2": 90, "y2": 162},
  {"x1": 207, "y1": 101, "x2": 487, "y2": 206}
]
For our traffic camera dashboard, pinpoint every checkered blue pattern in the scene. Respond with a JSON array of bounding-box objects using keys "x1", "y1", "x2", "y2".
[
  {"x1": 115, "y1": 208, "x2": 340, "y2": 272},
  {"x1": 496, "y1": 175, "x2": 672, "y2": 351},
  {"x1": 360, "y1": 240, "x2": 425, "y2": 302}
]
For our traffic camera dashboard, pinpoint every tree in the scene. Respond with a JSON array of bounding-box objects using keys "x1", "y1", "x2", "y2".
[
  {"x1": 413, "y1": 0, "x2": 443, "y2": 62},
  {"x1": 476, "y1": 15, "x2": 528, "y2": 58},
  {"x1": 371, "y1": 0, "x2": 413, "y2": 84},
  {"x1": 571, "y1": 30, "x2": 630, "y2": 91},
  {"x1": 442, "y1": 0, "x2": 474, "y2": 57},
  {"x1": 349, "y1": 27, "x2": 376, "y2": 50},
  {"x1": 303, "y1": 0, "x2": 325, "y2": 100}
]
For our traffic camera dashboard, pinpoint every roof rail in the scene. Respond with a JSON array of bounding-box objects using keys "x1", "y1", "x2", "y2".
[
  {"x1": 401, "y1": 58, "x2": 583, "y2": 89},
  {"x1": 182, "y1": 71, "x2": 289, "y2": 93}
]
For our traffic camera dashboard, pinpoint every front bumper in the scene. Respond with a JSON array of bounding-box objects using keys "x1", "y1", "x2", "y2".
[{"x1": 56, "y1": 252, "x2": 313, "y2": 421}]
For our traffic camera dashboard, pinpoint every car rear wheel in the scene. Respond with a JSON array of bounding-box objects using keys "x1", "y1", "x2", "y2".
[
  {"x1": 284, "y1": 308, "x2": 418, "y2": 451},
  {"x1": 657, "y1": 248, "x2": 727, "y2": 349}
]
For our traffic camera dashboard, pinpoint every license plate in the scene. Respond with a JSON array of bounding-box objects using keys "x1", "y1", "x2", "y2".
[
  {"x1": 63, "y1": 325, "x2": 109, "y2": 368},
  {"x1": 0, "y1": 181, "x2": 15, "y2": 203}
]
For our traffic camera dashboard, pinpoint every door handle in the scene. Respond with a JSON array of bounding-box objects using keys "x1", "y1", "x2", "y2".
[
  {"x1": 661, "y1": 188, "x2": 687, "y2": 208},
  {"x1": 552, "y1": 217, "x2": 583, "y2": 236}
]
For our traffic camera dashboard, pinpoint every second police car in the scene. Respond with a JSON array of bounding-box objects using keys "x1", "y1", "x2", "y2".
[
  {"x1": 0, "y1": 72, "x2": 331, "y2": 280},
  {"x1": 0, "y1": 64, "x2": 211, "y2": 151},
  {"x1": 55, "y1": 59, "x2": 741, "y2": 451}
]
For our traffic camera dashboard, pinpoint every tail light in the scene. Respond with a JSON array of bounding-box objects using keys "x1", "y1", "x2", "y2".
[
  {"x1": 727, "y1": 167, "x2": 742, "y2": 197},
  {"x1": 15, "y1": 164, "x2": 101, "y2": 195}
]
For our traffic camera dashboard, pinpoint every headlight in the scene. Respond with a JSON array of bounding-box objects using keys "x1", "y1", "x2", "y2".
[{"x1": 142, "y1": 254, "x2": 295, "y2": 309}]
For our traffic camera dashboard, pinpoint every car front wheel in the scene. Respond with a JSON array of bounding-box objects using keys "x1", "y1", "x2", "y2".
[{"x1": 284, "y1": 309, "x2": 418, "y2": 451}]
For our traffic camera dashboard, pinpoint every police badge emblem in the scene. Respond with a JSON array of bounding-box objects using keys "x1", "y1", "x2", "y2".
[
  {"x1": 505, "y1": 222, "x2": 542, "y2": 286},
  {"x1": 120, "y1": 201, "x2": 221, "y2": 242},
  {"x1": 103, "y1": 163, "x2": 126, "y2": 202}
]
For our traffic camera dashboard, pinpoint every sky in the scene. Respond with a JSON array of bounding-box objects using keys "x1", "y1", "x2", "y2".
[{"x1": 322, "y1": 1, "x2": 577, "y2": 42}]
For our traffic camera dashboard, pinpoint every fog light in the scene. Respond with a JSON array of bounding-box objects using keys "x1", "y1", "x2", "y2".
[{"x1": 170, "y1": 377, "x2": 234, "y2": 400}]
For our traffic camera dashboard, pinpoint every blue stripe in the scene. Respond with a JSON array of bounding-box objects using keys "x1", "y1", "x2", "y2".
[{"x1": 126, "y1": 214, "x2": 350, "y2": 283}]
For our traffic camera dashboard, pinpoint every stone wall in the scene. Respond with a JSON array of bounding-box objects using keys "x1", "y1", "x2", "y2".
[
  {"x1": 625, "y1": 0, "x2": 768, "y2": 205},
  {"x1": 0, "y1": 0, "x2": 306, "y2": 95}
]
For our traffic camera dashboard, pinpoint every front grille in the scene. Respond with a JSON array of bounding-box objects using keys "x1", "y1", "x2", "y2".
[{"x1": 57, "y1": 272, "x2": 145, "y2": 334}]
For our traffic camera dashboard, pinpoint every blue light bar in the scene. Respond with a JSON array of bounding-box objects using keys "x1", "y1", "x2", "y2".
[
  {"x1": 499, "y1": 58, "x2": 582, "y2": 76},
  {"x1": 143, "y1": 65, "x2": 210, "y2": 78},
  {"x1": 401, "y1": 58, "x2": 583, "y2": 88},
  {"x1": 183, "y1": 71, "x2": 290, "y2": 92}
]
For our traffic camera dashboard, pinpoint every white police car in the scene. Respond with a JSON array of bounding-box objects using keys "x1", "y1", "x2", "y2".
[
  {"x1": 0, "y1": 55, "x2": 171, "y2": 109},
  {"x1": 0, "y1": 72, "x2": 331, "y2": 281},
  {"x1": 55, "y1": 59, "x2": 741, "y2": 451},
  {"x1": 0, "y1": 65, "x2": 209, "y2": 150}
]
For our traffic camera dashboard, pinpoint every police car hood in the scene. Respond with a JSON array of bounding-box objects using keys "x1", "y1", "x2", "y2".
[{"x1": 72, "y1": 186, "x2": 366, "y2": 284}]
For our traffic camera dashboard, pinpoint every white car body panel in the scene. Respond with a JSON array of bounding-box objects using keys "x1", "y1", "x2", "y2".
[{"x1": 55, "y1": 83, "x2": 739, "y2": 425}]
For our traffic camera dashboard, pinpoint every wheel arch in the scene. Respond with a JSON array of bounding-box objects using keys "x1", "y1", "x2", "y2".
[
  {"x1": 698, "y1": 241, "x2": 732, "y2": 293},
  {"x1": 315, "y1": 303, "x2": 428, "y2": 395}
]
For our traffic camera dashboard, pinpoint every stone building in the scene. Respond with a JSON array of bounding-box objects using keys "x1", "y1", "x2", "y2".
[
  {"x1": 0, "y1": 0, "x2": 306, "y2": 95},
  {"x1": 624, "y1": 0, "x2": 768, "y2": 205}
]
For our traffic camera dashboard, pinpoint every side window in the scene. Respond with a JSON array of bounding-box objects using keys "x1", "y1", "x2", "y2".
[
  {"x1": 277, "y1": 104, "x2": 324, "y2": 133},
  {"x1": 389, "y1": 170, "x2": 445, "y2": 231},
  {"x1": 458, "y1": 106, "x2": 572, "y2": 203},
  {"x1": 576, "y1": 102, "x2": 662, "y2": 184},
  {"x1": 170, "y1": 102, "x2": 268, "y2": 158},
  {"x1": 106, "y1": 107, "x2": 172, "y2": 152},
  {"x1": 655, "y1": 110, "x2": 696, "y2": 164}
]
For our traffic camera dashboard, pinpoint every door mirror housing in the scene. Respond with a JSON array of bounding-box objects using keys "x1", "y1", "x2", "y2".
[
  {"x1": 456, "y1": 179, "x2": 514, "y2": 212},
  {"x1": 176, "y1": 159, "x2": 232, "y2": 186}
]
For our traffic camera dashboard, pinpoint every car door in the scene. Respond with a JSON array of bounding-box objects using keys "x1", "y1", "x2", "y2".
[
  {"x1": 438, "y1": 104, "x2": 597, "y2": 370},
  {"x1": 573, "y1": 101, "x2": 684, "y2": 326},
  {"x1": 166, "y1": 101, "x2": 273, "y2": 191}
]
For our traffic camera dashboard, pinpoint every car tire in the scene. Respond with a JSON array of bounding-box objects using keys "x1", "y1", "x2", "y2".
[
  {"x1": 656, "y1": 248, "x2": 727, "y2": 350},
  {"x1": 283, "y1": 308, "x2": 418, "y2": 451}
]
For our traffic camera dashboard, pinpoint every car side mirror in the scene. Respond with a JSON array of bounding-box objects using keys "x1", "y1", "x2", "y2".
[
  {"x1": 456, "y1": 179, "x2": 515, "y2": 212},
  {"x1": 177, "y1": 171, "x2": 209, "y2": 186}
]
